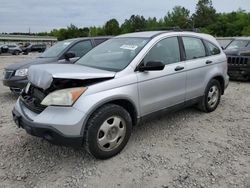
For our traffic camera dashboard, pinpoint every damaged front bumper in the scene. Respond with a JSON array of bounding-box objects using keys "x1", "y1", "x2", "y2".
[{"x1": 12, "y1": 98, "x2": 87, "y2": 146}]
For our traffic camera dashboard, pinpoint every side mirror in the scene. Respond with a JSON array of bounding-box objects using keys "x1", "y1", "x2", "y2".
[
  {"x1": 64, "y1": 51, "x2": 76, "y2": 61},
  {"x1": 137, "y1": 61, "x2": 165, "y2": 72}
]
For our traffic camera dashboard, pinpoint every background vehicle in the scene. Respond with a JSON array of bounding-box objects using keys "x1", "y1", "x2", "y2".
[
  {"x1": 216, "y1": 37, "x2": 234, "y2": 49},
  {"x1": 22, "y1": 43, "x2": 47, "y2": 54},
  {"x1": 224, "y1": 37, "x2": 250, "y2": 81},
  {"x1": 3, "y1": 36, "x2": 111, "y2": 93},
  {"x1": 0, "y1": 44, "x2": 9, "y2": 54},
  {"x1": 7, "y1": 44, "x2": 23, "y2": 55},
  {"x1": 0, "y1": 44, "x2": 22, "y2": 55},
  {"x1": 12, "y1": 31, "x2": 229, "y2": 159}
]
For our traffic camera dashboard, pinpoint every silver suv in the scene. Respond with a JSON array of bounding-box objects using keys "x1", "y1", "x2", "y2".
[{"x1": 12, "y1": 31, "x2": 229, "y2": 159}]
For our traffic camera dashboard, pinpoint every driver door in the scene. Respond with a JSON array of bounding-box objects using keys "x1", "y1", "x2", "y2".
[
  {"x1": 136, "y1": 37, "x2": 186, "y2": 116},
  {"x1": 58, "y1": 40, "x2": 93, "y2": 63}
]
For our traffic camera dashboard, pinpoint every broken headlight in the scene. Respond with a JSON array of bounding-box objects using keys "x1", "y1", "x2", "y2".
[{"x1": 41, "y1": 87, "x2": 87, "y2": 106}]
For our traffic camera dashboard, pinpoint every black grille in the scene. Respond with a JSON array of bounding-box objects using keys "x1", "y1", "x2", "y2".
[
  {"x1": 21, "y1": 86, "x2": 47, "y2": 113},
  {"x1": 227, "y1": 56, "x2": 249, "y2": 66},
  {"x1": 4, "y1": 70, "x2": 14, "y2": 79}
]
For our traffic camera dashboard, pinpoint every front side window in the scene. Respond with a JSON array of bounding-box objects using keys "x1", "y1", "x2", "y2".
[
  {"x1": 40, "y1": 40, "x2": 74, "y2": 58},
  {"x1": 182, "y1": 37, "x2": 206, "y2": 60},
  {"x1": 143, "y1": 37, "x2": 180, "y2": 65},
  {"x1": 75, "y1": 38, "x2": 149, "y2": 72},
  {"x1": 205, "y1": 41, "x2": 220, "y2": 55},
  {"x1": 68, "y1": 40, "x2": 93, "y2": 57}
]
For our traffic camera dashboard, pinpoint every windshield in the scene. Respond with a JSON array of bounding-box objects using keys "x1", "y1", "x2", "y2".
[
  {"x1": 75, "y1": 37, "x2": 149, "y2": 72},
  {"x1": 39, "y1": 40, "x2": 73, "y2": 58},
  {"x1": 226, "y1": 40, "x2": 249, "y2": 50}
]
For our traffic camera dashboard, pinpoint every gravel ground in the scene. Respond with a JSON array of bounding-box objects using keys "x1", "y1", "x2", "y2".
[{"x1": 0, "y1": 55, "x2": 249, "y2": 188}]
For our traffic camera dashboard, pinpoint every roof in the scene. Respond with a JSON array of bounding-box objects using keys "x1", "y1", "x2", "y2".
[
  {"x1": 116, "y1": 31, "x2": 213, "y2": 40},
  {"x1": 116, "y1": 31, "x2": 168, "y2": 38},
  {"x1": 116, "y1": 31, "x2": 219, "y2": 47},
  {"x1": 65, "y1": 36, "x2": 113, "y2": 42}
]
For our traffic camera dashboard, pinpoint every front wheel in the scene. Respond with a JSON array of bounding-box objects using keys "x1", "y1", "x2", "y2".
[
  {"x1": 198, "y1": 79, "x2": 222, "y2": 112},
  {"x1": 84, "y1": 104, "x2": 132, "y2": 159},
  {"x1": 13, "y1": 50, "x2": 20, "y2": 55}
]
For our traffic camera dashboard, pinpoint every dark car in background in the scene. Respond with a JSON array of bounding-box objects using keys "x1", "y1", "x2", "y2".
[
  {"x1": 216, "y1": 37, "x2": 234, "y2": 49},
  {"x1": 0, "y1": 44, "x2": 8, "y2": 54},
  {"x1": 224, "y1": 37, "x2": 250, "y2": 81},
  {"x1": 22, "y1": 43, "x2": 47, "y2": 54},
  {"x1": 3, "y1": 36, "x2": 111, "y2": 93}
]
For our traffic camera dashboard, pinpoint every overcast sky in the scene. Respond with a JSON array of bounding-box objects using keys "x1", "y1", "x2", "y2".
[{"x1": 0, "y1": 0, "x2": 250, "y2": 33}]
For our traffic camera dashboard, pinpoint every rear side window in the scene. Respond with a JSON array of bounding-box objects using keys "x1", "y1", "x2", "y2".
[
  {"x1": 205, "y1": 41, "x2": 220, "y2": 55},
  {"x1": 182, "y1": 37, "x2": 206, "y2": 60},
  {"x1": 144, "y1": 37, "x2": 180, "y2": 65},
  {"x1": 68, "y1": 40, "x2": 93, "y2": 57}
]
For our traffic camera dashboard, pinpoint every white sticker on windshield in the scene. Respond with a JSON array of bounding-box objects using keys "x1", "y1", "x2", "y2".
[{"x1": 120, "y1": 44, "x2": 138, "y2": 50}]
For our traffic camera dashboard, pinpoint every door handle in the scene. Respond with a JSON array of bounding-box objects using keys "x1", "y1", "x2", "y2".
[
  {"x1": 206, "y1": 60, "x2": 213, "y2": 64},
  {"x1": 175, "y1": 66, "x2": 184, "y2": 71}
]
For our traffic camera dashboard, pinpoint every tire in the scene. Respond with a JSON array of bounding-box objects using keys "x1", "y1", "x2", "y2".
[
  {"x1": 198, "y1": 79, "x2": 222, "y2": 112},
  {"x1": 84, "y1": 104, "x2": 132, "y2": 159},
  {"x1": 13, "y1": 50, "x2": 19, "y2": 55}
]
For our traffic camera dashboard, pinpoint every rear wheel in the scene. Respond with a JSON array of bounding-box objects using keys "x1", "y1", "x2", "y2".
[
  {"x1": 198, "y1": 79, "x2": 221, "y2": 112},
  {"x1": 84, "y1": 104, "x2": 132, "y2": 159}
]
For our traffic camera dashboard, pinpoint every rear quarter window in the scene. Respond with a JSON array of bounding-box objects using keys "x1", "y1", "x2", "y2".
[
  {"x1": 94, "y1": 38, "x2": 108, "y2": 46},
  {"x1": 205, "y1": 41, "x2": 220, "y2": 55}
]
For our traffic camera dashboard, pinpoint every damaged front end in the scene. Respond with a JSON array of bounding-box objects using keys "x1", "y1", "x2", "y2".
[{"x1": 20, "y1": 64, "x2": 116, "y2": 113}]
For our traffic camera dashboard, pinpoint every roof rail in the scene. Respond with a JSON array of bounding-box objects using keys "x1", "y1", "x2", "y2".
[{"x1": 135, "y1": 27, "x2": 200, "y2": 32}]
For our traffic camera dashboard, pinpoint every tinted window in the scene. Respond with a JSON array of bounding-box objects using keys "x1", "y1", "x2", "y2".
[
  {"x1": 40, "y1": 40, "x2": 73, "y2": 58},
  {"x1": 68, "y1": 40, "x2": 92, "y2": 57},
  {"x1": 205, "y1": 41, "x2": 220, "y2": 55},
  {"x1": 94, "y1": 38, "x2": 108, "y2": 46},
  {"x1": 182, "y1": 37, "x2": 206, "y2": 60},
  {"x1": 144, "y1": 37, "x2": 180, "y2": 65}
]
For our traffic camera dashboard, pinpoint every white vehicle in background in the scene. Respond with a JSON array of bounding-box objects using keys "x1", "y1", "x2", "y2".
[{"x1": 0, "y1": 44, "x2": 22, "y2": 55}]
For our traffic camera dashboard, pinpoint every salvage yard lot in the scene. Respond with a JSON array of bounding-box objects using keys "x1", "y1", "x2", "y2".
[{"x1": 0, "y1": 55, "x2": 249, "y2": 188}]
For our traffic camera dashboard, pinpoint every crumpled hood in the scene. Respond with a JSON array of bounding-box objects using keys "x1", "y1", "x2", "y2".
[{"x1": 28, "y1": 64, "x2": 116, "y2": 90}]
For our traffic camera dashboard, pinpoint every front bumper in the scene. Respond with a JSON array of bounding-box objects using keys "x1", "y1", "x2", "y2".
[
  {"x1": 12, "y1": 99, "x2": 87, "y2": 146},
  {"x1": 228, "y1": 66, "x2": 250, "y2": 80},
  {"x1": 3, "y1": 76, "x2": 28, "y2": 90}
]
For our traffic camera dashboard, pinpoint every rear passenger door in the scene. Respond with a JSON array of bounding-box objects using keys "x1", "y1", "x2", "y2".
[
  {"x1": 182, "y1": 36, "x2": 220, "y2": 100},
  {"x1": 137, "y1": 37, "x2": 186, "y2": 116}
]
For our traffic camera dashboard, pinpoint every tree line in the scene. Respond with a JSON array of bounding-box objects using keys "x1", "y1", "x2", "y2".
[{"x1": 7, "y1": 0, "x2": 250, "y2": 40}]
